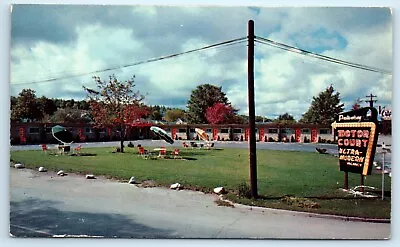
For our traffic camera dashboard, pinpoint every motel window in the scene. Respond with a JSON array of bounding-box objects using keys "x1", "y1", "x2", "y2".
[
  {"x1": 189, "y1": 128, "x2": 196, "y2": 133},
  {"x1": 206, "y1": 128, "x2": 212, "y2": 133},
  {"x1": 85, "y1": 127, "x2": 92, "y2": 133},
  {"x1": 319, "y1": 129, "x2": 331, "y2": 135},
  {"x1": 220, "y1": 128, "x2": 229, "y2": 134},
  {"x1": 282, "y1": 128, "x2": 292, "y2": 135},
  {"x1": 178, "y1": 128, "x2": 186, "y2": 133},
  {"x1": 29, "y1": 127, "x2": 40, "y2": 134},
  {"x1": 268, "y1": 128, "x2": 278, "y2": 134},
  {"x1": 301, "y1": 128, "x2": 310, "y2": 134},
  {"x1": 233, "y1": 128, "x2": 243, "y2": 134}
]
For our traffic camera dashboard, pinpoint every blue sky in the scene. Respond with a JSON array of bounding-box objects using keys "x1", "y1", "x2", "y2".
[{"x1": 9, "y1": 3, "x2": 392, "y2": 120}]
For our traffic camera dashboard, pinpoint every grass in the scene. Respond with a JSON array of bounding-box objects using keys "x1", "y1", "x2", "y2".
[{"x1": 10, "y1": 146, "x2": 391, "y2": 219}]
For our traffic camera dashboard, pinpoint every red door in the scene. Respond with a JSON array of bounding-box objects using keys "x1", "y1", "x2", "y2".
[
  {"x1": 259, "y1": 128, "x2": 265, "y2": 142},
  {"x1": 212, "y1": 128, "x2": 218, "y2": 140},
  {"x1": 295, "y1": 128, "x2": 301, "y2": 142},
  {"x1": 245, "y1": 128, "x2": 249, "y2": 141},
  {"x1": 19, "y1": 127, "x2": 26, "y2": 144},
  {"x1": 107, "y1": 127, "x2": 112, "y2": 138},
  {"x1": 78, "y1": 128, "x2": 86, "y2": 142},
  {"x1": 171, "y1": 128, "x2": 177, "y2": 140},
  {"x1": 311, "y1": 128, "x2": 317, "y2": 143}
]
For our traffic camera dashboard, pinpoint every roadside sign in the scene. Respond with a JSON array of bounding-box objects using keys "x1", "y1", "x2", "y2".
[{"x1": 331, "y1": 107, "x2": 379, "y2": 176}]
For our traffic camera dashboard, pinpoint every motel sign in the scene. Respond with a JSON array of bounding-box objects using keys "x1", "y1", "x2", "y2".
[{"x1": 331, "y1": 107, "x2": 379, "y2": 176}]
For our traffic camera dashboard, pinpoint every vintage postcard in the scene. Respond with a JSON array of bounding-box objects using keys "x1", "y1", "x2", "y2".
[{"x1": 9, "y1": 4, "x2": 392, "y2": 239}]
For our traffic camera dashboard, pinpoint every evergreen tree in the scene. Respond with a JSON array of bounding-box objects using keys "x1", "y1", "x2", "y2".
[
  {"x1": 300, "y1": 85, "x2": 344, "y2": 125},
  {"x1": 186, "y1": 84, "x2": 234, "y2": 124}
]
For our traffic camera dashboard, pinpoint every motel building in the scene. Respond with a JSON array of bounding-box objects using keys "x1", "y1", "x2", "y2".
[
  {"x1": 10, "y1": 121, "x2": 337, "y2": 145},
  {"x1": 162, "y1": 123, "x2": 334, "y2": 143}
]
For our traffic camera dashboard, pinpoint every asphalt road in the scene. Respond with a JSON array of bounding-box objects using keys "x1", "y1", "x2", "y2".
[{"x1": 10, "y1": 168, "x2": 390, "y2": 239}]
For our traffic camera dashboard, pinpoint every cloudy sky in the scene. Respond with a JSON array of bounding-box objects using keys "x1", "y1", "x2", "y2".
[{"x1": 10, "y1": 3, "x2": 392, "y2": 120}]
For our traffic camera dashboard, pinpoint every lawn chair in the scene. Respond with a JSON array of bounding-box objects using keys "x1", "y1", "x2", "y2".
[
  {"x1": 41, "y1": 144, "x2": 49, "y2": 154},
  {"x1": 74, "y1": 144, "x2": 82, "y2": 154},
  {"x1": 159, "y1": 147, "x2": 166, "y2": 156},
  {"x1": 171, "y1": 148, "x2": 180, "y2": 159},
  {"x1": 205, "y1": 142, "x2": 214, "y2": 150},
  {"x1": 138, "y1": 147, "x2": 150, "y2": 159}
]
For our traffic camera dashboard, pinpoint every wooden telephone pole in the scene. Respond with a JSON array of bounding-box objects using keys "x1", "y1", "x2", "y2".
[
  {"x1": 365, "y1": 94, "x2": 377, "y2": 108},
  {"x1": 247, "y1": 20, "x2": 257, "y2": 198}
]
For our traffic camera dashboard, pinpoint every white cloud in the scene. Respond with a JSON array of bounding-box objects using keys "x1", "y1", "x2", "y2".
[{"x1": 10, "y1": 6, "x2": 392, "y2": 119}]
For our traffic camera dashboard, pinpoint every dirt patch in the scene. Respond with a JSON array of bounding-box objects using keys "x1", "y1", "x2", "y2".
[
  {"x1": 137, "y1": 180, "x2": 158, "y2": 188},
  {"x1": 214, "y1": 198, "x2": 235, "y2": 208}
]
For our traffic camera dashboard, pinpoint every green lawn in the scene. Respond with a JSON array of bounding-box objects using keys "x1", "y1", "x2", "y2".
[{"x1": 10, "y1": 146, "x2": 391, "y2": 219}]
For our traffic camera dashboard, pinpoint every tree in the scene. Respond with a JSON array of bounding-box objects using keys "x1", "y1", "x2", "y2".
[
  {"x1": 275, "y1": 113, "x2": 296, "y2": 124},
  {"x1": 165, "y1": 109, "x2": 186, "y2": 122},
  {"x1": 11, "y1": 89, "x2": 42, "y2": 122},
  {"x1": 37, "y1": 96, "x2": 57, "y2": 117},
  {"x1": 51, "y1": 108, "x2": 91, "y2": 123},
  {"x1": 84, "y1": 75, "x2": 148, "y2": 153},
  {"x1": 186, "y1": 84, "x2": 234, "y2": 123},
  {"x1": 255, "y1": 115, "x2": 272, "y2": 123},
  {"x1": 300, "y1": 85, "x2": 344, "y2": 125},
  {"x1": 147, "y1": 105, "x2": 167, "y2": 121},
  {"x1": 351, "y1": 97, "x2": 363, "y2": 110},
  {"x1": 205, "y1": 103, "x2": 235, "y2": 124}
]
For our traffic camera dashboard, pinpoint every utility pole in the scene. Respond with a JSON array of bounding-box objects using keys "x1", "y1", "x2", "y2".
[
  {"x1": 247, "y1": 20, "x2": 258, "y2": 198},
  {"x1": 365, "y1": 94, "x2": 377, "y2": 108}
]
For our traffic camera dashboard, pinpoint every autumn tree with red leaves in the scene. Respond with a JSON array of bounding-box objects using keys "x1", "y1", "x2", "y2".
[
  {"x1": 83, "y1": 75, "x2": 148, "y2": 152},
  {"x1": 205, "y1": 102, "x2": 235, "y2": 124},
  {"x1": 351, "y1": 97, "x2": 363, "y2": 110}
]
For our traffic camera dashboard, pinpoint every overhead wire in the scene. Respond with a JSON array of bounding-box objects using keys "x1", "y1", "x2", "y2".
[
  {"x1": 254, "y1": 36, "x2": 392, "y2": 75},
  {"x1": 12, "y1": 37, "x2": 247, "y2": 86},
  {"x1": 12, "y1": 34, "x2": 391, "y2": 87}
]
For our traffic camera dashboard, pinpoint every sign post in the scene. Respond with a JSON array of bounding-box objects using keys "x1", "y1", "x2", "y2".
[
  {"x1": 331, "y1": 107, "x2": 379, "y2": 192},
  {"x1": 381, "y1": 150, "x2": 386, "y2": 200}
]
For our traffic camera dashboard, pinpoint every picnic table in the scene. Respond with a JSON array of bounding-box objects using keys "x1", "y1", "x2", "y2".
[
  {"x1": 153, "y1": 147, "x2": 167, "y2": 157},
  {"x1": 57, "y1": 144, "x2": 71, "y2": 154}
]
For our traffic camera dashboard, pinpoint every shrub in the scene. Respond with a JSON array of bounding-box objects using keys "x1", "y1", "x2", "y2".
[
  {"x1": 127, "y1": 142, "x2": 134, "y2": 148},
  {"x1": 237, "y1": 182, "x2": 251, "y2": 198},
  {"x1": 291, "y1": 136, "x2": 296, "y2": 142}
]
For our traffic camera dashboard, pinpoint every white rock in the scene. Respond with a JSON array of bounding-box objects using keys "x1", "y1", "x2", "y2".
[
  {"x1": 38, "y1": 167, "x2": 47, "y2": 172},
  {"x1": 170, "y1": 183, "x2": 183, "y2": 190},
  {"x1": 14, "y1": 163, "x2": 24, "y2": 169},
  {"x1": 213, "y1": 187, "x2": 226, "y2": 194},
  {"x1": 86, "y1": 174, "x2": 96, "y2": 179},
  {"x1": 57, "y1": 170, "x2": 65, "y2": 176},
  {"x1": 128, "y1": 177, "x2": 136, "y2": 184}
]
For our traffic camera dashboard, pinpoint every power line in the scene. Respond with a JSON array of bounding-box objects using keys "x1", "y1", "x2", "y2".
[
  {"x1": 254, "y1": 36, "x2": 392, "y2": 75},
  {"x1": 12, "y1": 37, "x2": 247, "y2": 86}
]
